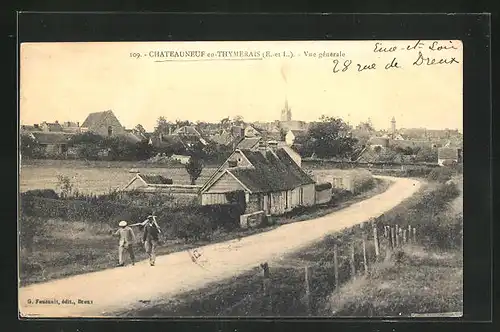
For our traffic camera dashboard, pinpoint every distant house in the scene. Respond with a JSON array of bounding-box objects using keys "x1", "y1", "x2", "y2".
[
  {"x1": 438, "y1": 147, "x2": 462, "y2": 166},
  {"x1": 199, "y1": 147, "x2": 316, "y2": 216},
  {"x1": 124, "y1": 129, "x2": 147, "y2": 143},
  {"x1": 172, "y1": 125, "x2": 202, "y2": 137},
  {"x1": 235, "y1": 137, "x2": 262, "y2": 150},
  {"x1": 285, "y1": 129, "x2": 305, "y2": 146},
  {"x1": 61, "y1": 121, "x2": 81, "y2": 133},
  {"x1": 21, "y1": 125, "x2": 39, "y2": 132},
  {"x1": 40, "y1": 121, "x2": 63, "y2": 132},
  {"x1": 368, "y1": 137, "x2": 390, "y2": 149},
  {"x1": 172, "y1": 125, "x2": 208, "y2": 146},
  {"x1": 31, "y1": 132, "x2": 74, "y2": 155},
  {"x1": 210, "y1": 130, "x2": 234, "y2": 146},
  {"x1": 279, "y1": 120, "x2": 308, "y2": 132},
  {"x1": 243, "y1": 125, "x2": 261, "y2": 138},
  {"x1": 171, "y1": 154, "x2": 191, "y2": 164},
  {"x1": 81, "y1": 110, "x2": 126, "y2": 137}
]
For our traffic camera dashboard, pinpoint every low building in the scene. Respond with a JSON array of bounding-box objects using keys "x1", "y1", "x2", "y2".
[
  {"x1": 199, "y1": 147, "x2": 316, "y2": 216},
  {"x1": 438, "y1": 147, "x2": 462, "y2": 166},
  {"x1": 122, "y1": 173, "x2": 201, "y2": 196},
  {"x1": 31, "y1": 132, "x2": 74, "y2": 155},
  {"x1": 40, "y1": 121, "x2": 63, "y2": 132}
]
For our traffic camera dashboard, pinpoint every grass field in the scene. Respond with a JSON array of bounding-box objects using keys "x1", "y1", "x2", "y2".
[
  {"x1": 19, "y1": 159, "x2": 374, "y2": 195},
  {"x1": 326, "y1": 245, "x2": 463, "y2": 316},
  {"x1": 20, "y1": 163, "x2": 216, "y2": 194}
]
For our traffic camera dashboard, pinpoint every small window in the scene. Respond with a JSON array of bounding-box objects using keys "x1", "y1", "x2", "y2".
[{"x1": 108, "y1": 126, "x2": 113, "y2": 136}]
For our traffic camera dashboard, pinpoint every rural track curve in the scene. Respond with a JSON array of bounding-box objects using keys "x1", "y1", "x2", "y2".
[{"x1": 19, "y1": 176, "x2": 422, "y2": 318}]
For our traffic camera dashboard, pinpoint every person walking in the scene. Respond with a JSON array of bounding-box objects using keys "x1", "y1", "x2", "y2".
[
  {"x1": 142, "y1": 216, "x2": 160, "y2": 266},
  {"x1": 113, "y1": 220, "x2": 136, "y2": 267}
]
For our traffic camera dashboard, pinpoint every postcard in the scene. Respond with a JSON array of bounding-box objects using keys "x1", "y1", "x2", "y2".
[{"x1": 19, "y1": 40, "x2": 463, "y2": 318}]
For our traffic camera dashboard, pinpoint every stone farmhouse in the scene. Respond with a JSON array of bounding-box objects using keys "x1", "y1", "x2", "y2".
[{"x1": 80, "y1": 110, "x2": 126, "y2": 137}]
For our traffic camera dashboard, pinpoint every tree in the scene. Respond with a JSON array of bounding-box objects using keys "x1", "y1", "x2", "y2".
[
  {"x1": 154, "y1": 116, "x2": 170, "y2": 135},
  {"x1": 56, "y1": 175, "x2": 74, "y2": 198},
  {"x1": 134, "y1": 124, "x2": 146, "y2": 135},
  {"x1": 279, "y1": 128, "x2": 288, "y2": 141},
  {"x1": 220, "y1": 117, "x2": 231, "y2": 131},
  {"x1": 414, "y1": 146, "x2": 438, "y2": 163},
  {"x1": 185, "y1": 156, "x2": 204, "y2": 185},
  {"x1": 232, "y1": 115, "x2": 245, "y2": 127},
  {"x1": 20, "y1": 134, "x2": 42, "y2": 159},
  {"x1": 68, "y1": 132, "x2": 104, "y2": 160},
  {"x1": 298, "y1": 116, "x2": 358, "y2": 159},
  {"x1": 175, "y1": 119, "x2": 192, "y2": 128},
  {"x1": 134, "y1": 140, "x2": 154, "y2": 160}
]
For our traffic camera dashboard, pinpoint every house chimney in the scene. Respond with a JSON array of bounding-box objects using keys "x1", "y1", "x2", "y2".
[
  {"x1": 77, "y1": 122, "x2": 80, "y2": 127},
  {"x1": 268, "y1": 140, "x2": 279, "y2": 152},
  {"x1": 55, "y1": 120, "x2": 59, "y2": 124}
]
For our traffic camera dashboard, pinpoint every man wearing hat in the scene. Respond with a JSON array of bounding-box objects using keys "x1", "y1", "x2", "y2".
[
  {"x1": 141, "y1": 215, "x2": 161, "y2": 266},
  {"x1": 113, "y1": 220, "x2": 136, "y2": 267}
]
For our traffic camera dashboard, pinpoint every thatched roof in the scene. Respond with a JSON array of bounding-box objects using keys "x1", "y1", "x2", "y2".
[
  {"x1": 138, "y1": 174, "x2": 173, "y2": 185},
  {"x1": 32, "y1": 132, "x2": 74, "y2": 144},
  {"x1": 226, "y1": 148, "x2": 315, "y2": 193}
]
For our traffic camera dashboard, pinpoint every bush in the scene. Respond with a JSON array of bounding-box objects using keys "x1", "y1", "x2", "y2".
[
  {"x1": 19, "y1": 215, "x2": 46, "y2": 253},
  {"x1": 169, "y1": 210, "x2": 215, "y2": 242},
  {"x1": 350, "y1": 169, "x2": 374, "y2": 194},
  {"x1": 427, "y1": 167, "x2": 454, "y2": 183},
  {"x1": 21, "y1": 189, "x2": 59, "y2": 199}
]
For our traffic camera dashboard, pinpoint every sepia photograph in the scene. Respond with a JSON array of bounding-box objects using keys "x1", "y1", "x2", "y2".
[{"x1": 18, "y1": 40, "x2": 463, "y2": 318}]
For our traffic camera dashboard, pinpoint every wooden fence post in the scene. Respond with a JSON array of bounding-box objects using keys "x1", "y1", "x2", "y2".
[
  {"x1": 260, "y1": 262, "x2": 271, "y2": 315},
  {"x1": 333, "y1": 242, "x2": 339, "y2": 291},
  {"x1": 390, "y1": 227, "x2": 395, "y2": 250},
  {"x1": 413, "y1": 227, "x2": 417, "y2": 243},
  {"x1": 403, "y1": 229, "x2": 407, "y2": 244},
  {"x1": 395, "y1": 225, "x2": 400, "y2": 247},
  {"x1": 304, "y1": 265, "x2": 312, "y2": 316},
  {"x1": 360, "y1": 223, "x2": 368, "y2": 275},
  {"x1": 350, "y1": 241, "x2": 356, "y2": 280},
  {"x1": 408, "y1": 225, "x2": 412, "y2": 244},
  {"x1": 373, "y1": 222, "x2": 380, "y2": 258},
  {"x1": 384, "y1": 225, "x2": 388, "y2": 239}
]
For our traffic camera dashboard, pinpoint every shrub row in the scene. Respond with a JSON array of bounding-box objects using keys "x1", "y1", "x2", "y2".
[
  {"x1": 349, "y1": 169, "x2": 375, "y2": 195},
  {"x1": 19, "y1": 195, "x2": 243, "y2": 243}
]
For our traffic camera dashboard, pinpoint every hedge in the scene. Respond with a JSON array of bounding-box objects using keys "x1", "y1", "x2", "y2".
[{"x1": 19, "y1": 195, "x2": 243, "y2": 242}]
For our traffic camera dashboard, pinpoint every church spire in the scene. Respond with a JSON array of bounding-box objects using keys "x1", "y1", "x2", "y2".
[{"x1": 281, "y1": 97, "x2": 292, "y2": 122}]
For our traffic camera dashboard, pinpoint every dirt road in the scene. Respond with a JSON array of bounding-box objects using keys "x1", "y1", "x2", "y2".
[{"x1": 19, "y1": 176, "x2": 422, "y2": 318}]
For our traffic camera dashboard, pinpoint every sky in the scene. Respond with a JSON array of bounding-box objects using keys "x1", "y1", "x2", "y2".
[{"x1": 20, "y1": 41, "x2": 463, "y2": 132}]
